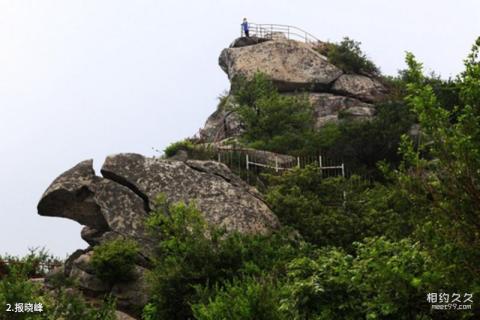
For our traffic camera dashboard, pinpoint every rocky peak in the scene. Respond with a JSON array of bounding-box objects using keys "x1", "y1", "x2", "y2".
[{"x1": 200, "y1": 36, "x2": 388, "y2": 143}]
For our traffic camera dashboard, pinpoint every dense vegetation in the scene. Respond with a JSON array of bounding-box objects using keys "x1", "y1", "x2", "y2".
[
  {"x1": 2, "y1": 38, "x2": 479, "y2": 319},
  {"x1": 0, "y1": 250, "x2": 117, "y2": 319},
  {"x1": 142, "y1": 38, "x2": 480, "y2": 319},
  {"x1": 231, "y1": 73, "x2": 417, "y2": 178}
]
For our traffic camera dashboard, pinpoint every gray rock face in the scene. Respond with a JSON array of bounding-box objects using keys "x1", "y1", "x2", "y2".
[
  {"x1": 70, "y1": 264, "x2": 109, "y2": 292},
  {"x1": 37, "y1": 160, "x2": 108, "y2": 230},
  {"x1": 39, "y1": 155, "x2": 279, "y2": 237},
  {"x1": 37, "y1": 160, "x2": 149, "y2": 243},
  {"x1": 229, "y1": 36, "x2": 271, "y2": 48},
  {"x1": 199, "y1": 106, "x2": 244, "y2": 142},
  {"x1": 38, "y1": 155, "x2": 279, "y2": 311},
  {"x1": 332, "y1": 74, "x2": 387, "y2": 103},
  {"x1": 219, "y1": 39, "x2": 343, "y2": 92},
  {"x1": 101, "y1": 153, "x2": 279, "y2": 234},
  {"x1": 306, "y1": 93, "x2": 375, "y2": 127}
]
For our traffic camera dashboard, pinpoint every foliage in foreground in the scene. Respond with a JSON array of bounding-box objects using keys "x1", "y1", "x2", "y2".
[
  {"x1": 144, "y1": 38, "x2": 480, "y2": 319},
  {"x1": 142, "y1": 195, "x2": 311, "y2": 320},
  {"x1": 282, "y1": 237, "x2": 441, "y2": 320},
  {"x1": 266, "y1": 168, "x2": 416, "y2": 249},
  {"x1": 0, "y1": 250, "x2": 116, "y2": 320}
]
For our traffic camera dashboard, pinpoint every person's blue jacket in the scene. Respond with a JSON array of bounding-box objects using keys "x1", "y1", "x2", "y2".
[{"x1": 242, "y1": 21, "x2": 249, "y2": 32}]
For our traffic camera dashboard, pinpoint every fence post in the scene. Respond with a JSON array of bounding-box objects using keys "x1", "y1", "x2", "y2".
[
  {"x1": 341, "y1": 163, "x2": 345, "y2": 178},
  {"x1": 246, "y1": 154, "x2": 249, "y2": 170},
  {"x1": 218, "y1": 153, "x2": 221, "y2": 163},
  {"x1": 275, "y1": 156, "x2": 279, "y2": 172},
  {"x1": 297, "y1": 157, "x2": 300, "y2": 168}
]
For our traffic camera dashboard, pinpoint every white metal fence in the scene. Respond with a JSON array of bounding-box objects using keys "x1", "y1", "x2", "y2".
[
  {"x1": 215, "y1": 148, "x2": 345, "y2": 188},
  {"x1": 241, "y1": 23, "x2": 321, "y2": 44}
]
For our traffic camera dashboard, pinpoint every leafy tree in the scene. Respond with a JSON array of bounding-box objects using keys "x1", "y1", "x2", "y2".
[
  {"x1": 143, "y1": 195, "x2": 310, "y2": 320},
  {"x1": 393, "y1": 38, "x2": 480, "y2": 292},
  {"x1": 317, "y1": 101, "x2": 416, "y2": 179},
  {"x1": 192, "y1": 277, "x2": 286, "y2": 320},
  {"x1": 232, "y1": 73, "x2": 315, "y2": 155},
  {"x1": 281, "y1": 237, "x2": 446, "y2": 320},
  {"x1": 266, "y1": 166, "x2": 415, "y2": 249}
]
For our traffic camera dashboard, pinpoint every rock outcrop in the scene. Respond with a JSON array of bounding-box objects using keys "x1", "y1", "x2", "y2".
[
  {"x1": 200, "y1": 96, "x2": 244, "y2": 142},
  {"x1": 307, "y1": 93, "x2": 375, "y2": 127},
  {"x1": 200, "y1": 36, "x2": 388, "y2": 143},
  {"x1": 219, "y1": 38, "x2": 343, "y2": 92},
  {"x1": 332, "y1": 74, "x2": 387, "y2": 103},
  {"x1": 38, "y1": 154, "x2": 279, "y2": 315},
  {"x1": 101, "y1": 154, "x2": 278, "y2": 234}
]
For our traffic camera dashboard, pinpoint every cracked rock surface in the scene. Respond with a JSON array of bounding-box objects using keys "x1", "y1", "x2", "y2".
[
  {"x1": 219, "y1": 38, "x2": 343, "y2": 92},
  {"x1": 38, "y1": 154, "x2": 279, "y2": 315},
  {"x1": 101, "y1": 153, "x2": 279, "y2": 234}
]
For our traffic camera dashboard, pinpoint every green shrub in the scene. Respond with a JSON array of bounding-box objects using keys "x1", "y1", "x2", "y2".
[
  {"x1": 316, "y1": 37, "x2": 379, "y2": 75},
  {"x1": 47, "y1": 291, "x2": 117, "y2": 320},
  {"x1": 163, "y1": 139, "x2": 216, "y2": 160},
  {"x1": 266, "y1": 166, "x2": 415, "y2": 249},
  {"x1": 0, "y1": 263, "x2": 40, "y2": 320},
  {"x1": 192, "y1": 277, "x2": 286, "y2": 320},
  {"x1": 317, "y1": 101, "x2": 416, "y2": 178},
  {"x1": 394, "y1": 46, "x2": 480, "y2": 291},
  {"x1": 0, "y1": 250, "x2": 116, "y2": 320},
  {"x1": 232, "y1": 73, "x2": 315, "y2": 155},
  {"x1": 143, "y1": 195, "x2": 311, "y2": 320},
  {"x1": 231, "y1": 72, "x2": 415, "y2": 172},
  {"x1": 91, "y1": 239, "x2": 139, "y2": 285},
  {"x1": 163, "y1": 139, "x2": 195, "y2": 158},
  {"x1": 281, "y1": 237, "x2": 444, "y2": 320}
]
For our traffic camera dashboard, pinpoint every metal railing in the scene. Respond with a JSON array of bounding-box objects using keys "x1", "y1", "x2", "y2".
[{"x1": 240, "y1": 23, "x2": 321, "y2": 44}]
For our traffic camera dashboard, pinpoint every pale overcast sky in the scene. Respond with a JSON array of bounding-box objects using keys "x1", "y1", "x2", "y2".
[{"x1": 1, "y1": 0, "x2": 478, "y2": 258}]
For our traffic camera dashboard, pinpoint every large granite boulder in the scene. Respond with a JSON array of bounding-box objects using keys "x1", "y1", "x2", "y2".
[
  {"x1": 229, "y1": 36, "x2": 271, "y2": 48},
  {"x1": 219, "y1": 38, "x2": 343, "y2": 92},
  {"x1": 37, "y1": 160, "x2": 150, "y2": 246},
  {"x1": 101, "y1": 154, "x2": 279, "y2": 234},
  {"x1": 332, "y1": 74, "x2": 387, "y2": 103},
  {"x1": 38, "y1": 155, "x2": 279, "y2": 312},
  {"x1": 39, "y1": 154, "x2": 279, "y2": 240}
]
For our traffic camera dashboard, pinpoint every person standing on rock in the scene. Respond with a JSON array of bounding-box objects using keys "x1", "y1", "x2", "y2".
[{"x1": 242, "y1": 18, "x2": 250, "y2": 37}]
